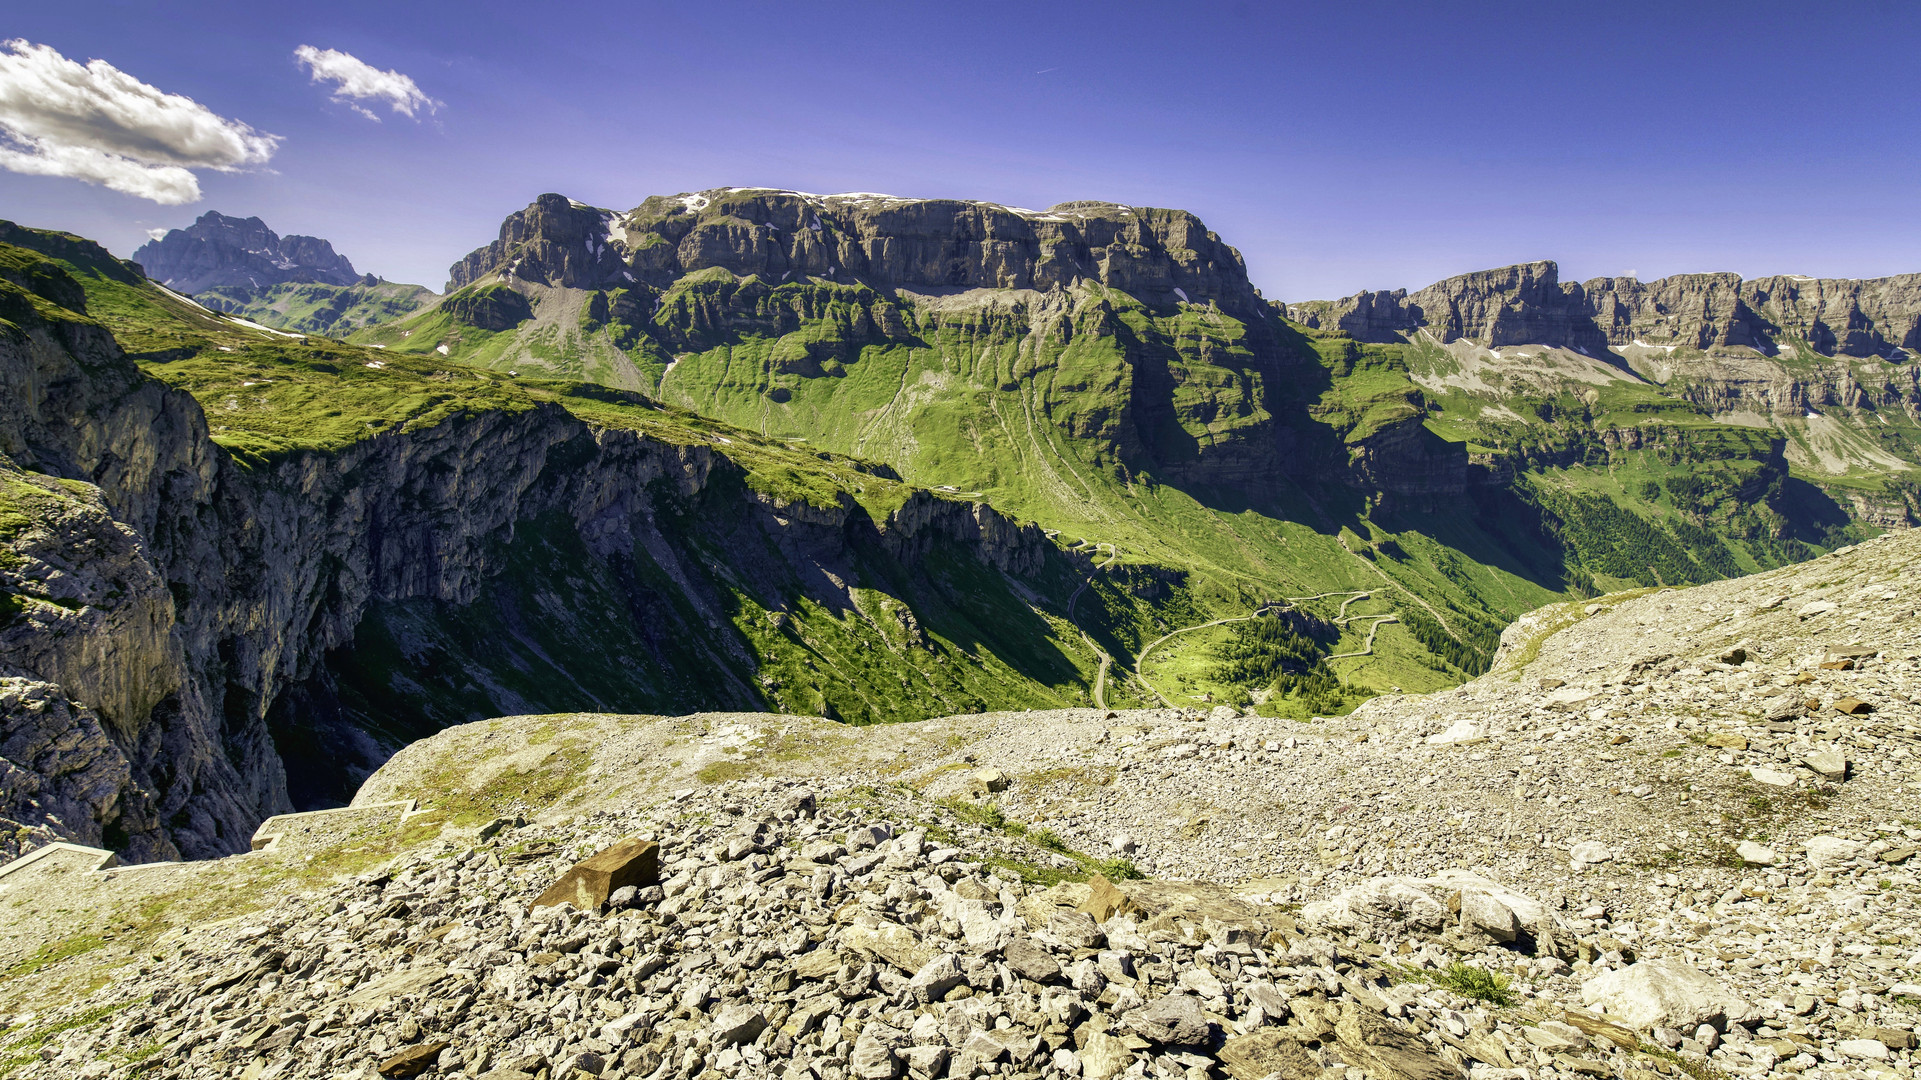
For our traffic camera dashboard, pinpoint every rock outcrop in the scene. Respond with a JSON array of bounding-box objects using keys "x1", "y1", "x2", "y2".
[
  {"x1": 1291, "y1": 260, "x2": 1921, "y2": 359},
  {"x1": 132, "y1": 211, "x2": 361, "y2": 296},
  {"x1": 449, "y1": 190, "x2": 1267, "y2": 322}
]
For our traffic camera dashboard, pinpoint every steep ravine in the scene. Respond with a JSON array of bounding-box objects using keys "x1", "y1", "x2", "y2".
[{"x1": 0, "y1": 236, "x2": 1074, "y2": 865}]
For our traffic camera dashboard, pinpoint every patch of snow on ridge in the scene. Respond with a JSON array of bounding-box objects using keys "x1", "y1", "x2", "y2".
[
  {"x1": 1174, "y1": 288, "x2": 1189, "y2": 302},
  {"x1": 1631, "y1": 339, "x2": 1679, "y2": 353},
  {"x1": 153, "y1": 283, "x2": 218, "y2": 314},
  {"x1": 677, "y1": 193, "x2": 710, "y2": 213},
  {"x1": 225, "y1": 316, "x2": 303, "y2": 339}
]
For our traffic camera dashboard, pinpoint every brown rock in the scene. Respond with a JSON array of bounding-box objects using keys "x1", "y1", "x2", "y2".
[
  {"x1": 1079, "y1": 874, "x2": 1134, "y2": 922},
  {"x1": 1874, "y1": 1027, "x2": 1918, "y2": 1050},
  {"x1": 380, "y1": 1041, "x2": 451, "y2": 1078},
  {"x1": 533, "y1": 837, "x2": 659, "y2": 909},
  {"x1": 1704, "y1": 732, "x2": 1749, "y2": 750},
  {"x1": 1559, "y1": 1007, "x2": 1638, "y2": 1050},
  {"x1": 795, "y1": 949, "x2": 844, "y2": 980},
  {"x1": 1833, "y1": 698, "x2": 1875, "y2": 715},
  {"x1": 1217, "y1": 1030, "x2": 1319, "y2": 1080},
  {"x1": 1336, "y1": 1010, "x2": 1466, "y2": 1080},
  {"x1": 1820, "y1": 659, "x2": 1856, "y2": 670}
]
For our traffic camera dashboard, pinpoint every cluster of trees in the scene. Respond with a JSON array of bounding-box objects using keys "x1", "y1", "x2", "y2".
[{"x1": 1207, "y1": 611, "x2": 1367, "y2": 716}]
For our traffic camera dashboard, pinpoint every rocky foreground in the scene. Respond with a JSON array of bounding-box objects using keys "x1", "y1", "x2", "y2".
[{"x1": 10, "y1": 532, "x2": 1921, "y2": 1080}]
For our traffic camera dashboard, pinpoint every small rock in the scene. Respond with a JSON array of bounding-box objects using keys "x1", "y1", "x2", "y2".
[
  {"x1": 1804, "y1": 748, "x2": 1849, "y2": 779},
  {"x1": 1425, "y1": 718, "x2": 1484, "y2": 745},
  {"x1": 907, "y1": 954, "x2": 965, "y2": 1004},
  {"x1": 1523, "y1": 1022, "x2": 1587, "y2": 1052},
  {"x1": 1216, "y1": 1031, "x2": 1318, "y2": 1080},
  {"x1": 901, "y1": 1044, "x2": 949, "y2": 1079},
  {"x1": 1569, "y1": 841, "x2": 1613, "y2": 868},
  {"x1": 378, "y1": 1041, "x2": 450, "y2": 1079},
  {"x1": 1128, "y1": 993, "x2": 1209, "y2": 1045},
  {"x1": 1580, "y1": 958, "x2": 1753, "y2": 1031},
  {"x1": 970, "y1": 768, "x2": 1010, "y2": 793},
  {"x1": 1875, "y1": 1027, "x2": 1918, "y2": 1051},
  {"x1": 1806, "y1": 835, "x2": 1863, "y2": 869},
  {"x1": 1003, "y1": 936, "x2": 1062, "y2": 984},
  {"x1": 1838, "y1": 1038, "x2": 1891, "y2": 1061},
  {"x1": 1748, "y1": 766, "x2": 1796, "y2": 787},
  {"x1": 1833, "y1": 697, "x2": 1874, "y2": 715},
  {"x1": 1049, "y1": 909, "x2": 1106, "y2": 950},
  {"x1": 1735, "y1": 841, "x2": 1778, "y2": 866},
  {"x1": 851, "y1": 1024, "x2": 908, "y2": 1080},
  {"x1": 1703, "y1": 732, "x2": 1748, "y2": 750},
  {"x1": 711, "y1": 1004, "x2": 768, "y2": 1047},
  {"x1": 533, "y1": 837, "x2": 660, "y2": 909}
]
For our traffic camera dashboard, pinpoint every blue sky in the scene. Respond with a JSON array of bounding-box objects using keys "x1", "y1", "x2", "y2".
[{"x1": 3, "y1": 1, "x2": 1918, "y2": 299}]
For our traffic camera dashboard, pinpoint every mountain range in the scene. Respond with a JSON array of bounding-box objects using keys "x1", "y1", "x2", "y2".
[
  {"x1": 132, "y1": 211, "x2": 437, "y2": 335},
  {"x1": 2, "y1": 188, "x2": 1918, "y2": 864}
]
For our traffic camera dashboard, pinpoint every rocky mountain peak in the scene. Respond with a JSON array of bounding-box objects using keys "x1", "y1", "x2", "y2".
[
  {"x1": 447, "y1": 187, "x2": 1264, "y2": 318},
  {"x1": 132, "y1": 210, "x2": 360, "y2": 295}
]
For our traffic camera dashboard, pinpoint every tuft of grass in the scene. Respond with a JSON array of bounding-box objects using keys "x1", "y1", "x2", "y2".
[
  {"x1": 697, "y1": 759, "x2": 752, "y2": 784},
  {"x1": 0, "y1": 932, "x2": 106, "y2": 981},
  {"x1": 1031, "y1": 828, "x2": 1069, "y2": 852},
  {"x1": 1433, "y1": 962, "x2": 1516, "y2": 1006}
]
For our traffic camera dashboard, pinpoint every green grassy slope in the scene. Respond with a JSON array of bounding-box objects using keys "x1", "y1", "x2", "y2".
[
  {"x1": 195, "y1": 279, "x2": 436, "y2": 336},
  {"x1": 354, "y1": 261, "x2": 1898, "y2": 714},
  {"x1": 0, "y1": 223, "x2": 1137, "y2": 805}
]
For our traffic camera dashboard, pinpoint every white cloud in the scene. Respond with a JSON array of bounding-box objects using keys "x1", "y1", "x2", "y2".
[
  {"x1": 0, "y1": 39, "x2": 278, "y2": 205},
  {"x1": 145, "y1": 226, "x2": 168, "y2": 241},
  {"x1": 294, "y1": 46, "x2": 439, "y2": 120}
]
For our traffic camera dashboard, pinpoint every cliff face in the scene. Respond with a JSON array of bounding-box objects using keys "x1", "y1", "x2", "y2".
[
  {"x1": 1407, "y1": 262, "x2": 1612, "y2": 355},
  {"x1": 0, "y1": 231, "x2": 1066, "y2": 862},
  {"x1": 449, "y1": 190, "x2": 1267, "y2": 321},
  {"x1": 132, "y1": 211, "x2": 360, "y2": 296},
  {"x1": 1294, "y1": 260, "x2": 1921, "y2": 361}
]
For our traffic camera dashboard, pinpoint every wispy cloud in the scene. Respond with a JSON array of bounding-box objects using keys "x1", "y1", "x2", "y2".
[
  {"x1": 294, "y1": 46, "x2": 439, "y2": 121},
  {"x1": 0, "y1": 39, "x2": 278, "y2": 205}
]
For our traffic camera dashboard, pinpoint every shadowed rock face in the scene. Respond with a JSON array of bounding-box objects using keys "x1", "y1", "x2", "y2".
[
  {"x1": 1291, "y1": 261, "x2": 1921, "y2": 359},
  {"x1": 448, "y1": 190, "x2": 1266, "y2": 321},
  {"x1": 133, "y1": 211, "x2": 360, "y2": 295},
  {"x1": 0, "y1": 227, "x2": 1063, "y2": 862}
]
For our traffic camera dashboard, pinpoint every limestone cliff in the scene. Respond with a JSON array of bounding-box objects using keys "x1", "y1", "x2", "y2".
[
  {"x1": 0, "y1": 227, "x2": 1067, "y2": 862},
  {"x1": 449, "y1": 190, "x2": 1268, "y2": 321},
  {"x1": 1294, "y1": 260, "x2": 1921, "y2": 361}
]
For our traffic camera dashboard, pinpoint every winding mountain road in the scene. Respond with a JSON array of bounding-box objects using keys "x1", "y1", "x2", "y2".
[{"x1": 1131, "y1": 589, "x2": 1395, "y2": 708}]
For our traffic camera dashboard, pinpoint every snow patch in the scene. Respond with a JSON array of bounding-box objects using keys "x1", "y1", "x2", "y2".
[
  {"x1": 153, "y1": 283, "x2": 219, "y2": 314},
  {"x1": 1630, "y1": 339, "x2": 1679, "y2": 353},
  {"x1": 225, "y1": 316, "x2": 303, "y2": 339},
  {"x1": 435, "y1": 344, "x2": 450, "y2": 356},
  {"x1": 1173, "y1": 287, "x2": 1189, "y2": 303}
]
